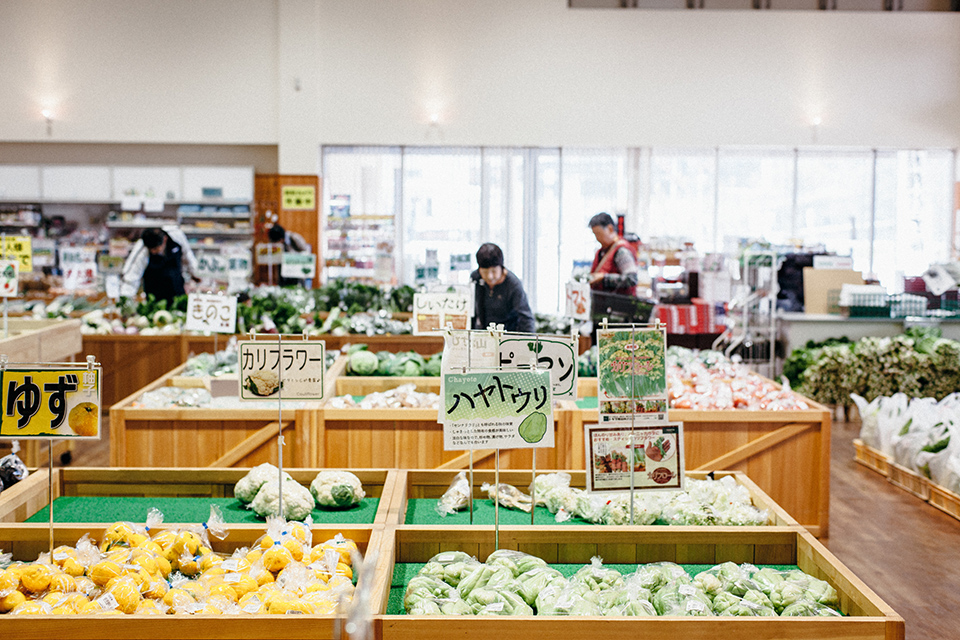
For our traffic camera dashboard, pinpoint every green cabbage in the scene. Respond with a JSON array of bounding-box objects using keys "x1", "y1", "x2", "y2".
[{"x1": 348, "y1": 350, "x2": 380, "y2": 375}]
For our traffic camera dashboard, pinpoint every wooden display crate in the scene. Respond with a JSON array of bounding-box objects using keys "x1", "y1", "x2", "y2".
[
  {"x1": 334, "y1": 374, "x2": 441, "y2": 396},
  {"x1": 561, "y1": 392, "x2": 832, "y2": 537},
  {"x1": 387, "y1": 469, "x2": 800, "y2": 527},
  {"x1": 375, "y1": 526, "x2": 904, "y2": 640},
  {"x1": 886, "y1": 462, "x2": 931, "y2": 501},
  {"x1": 82, "y1": 333, "x2": 184, "y2": 407},
  {"x1": 928, "y1": 482, "x2": 960, "y2": 520},
  {"x1": 109, "y1": 364, "x2": 322, "y2": 467},
  {"x1": 853, "y1": 438, "x2": 890, "y2": 477},
  {"x1": 0, "y1": 523, "x2": 384, "y2": 639},
  {"x1": 0, "y1": 467, "x2": 398, "y2": 525}
]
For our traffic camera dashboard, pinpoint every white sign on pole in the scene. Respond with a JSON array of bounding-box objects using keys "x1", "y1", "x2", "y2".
[
  {"x1": 584, "y1": 422, "x2": 685, "y2": 493},
  {"x1": 256, "y1": 243, "x2": 283, "y2": 266},
  {"x1": 923, "y1": 264, "x2": 957, "y2": 297},
  {"x1": 413, "y1": 292, "x2": 471, "y2": 335},
  {"x1": 565, "y1": 281, "x2": 591, "y2": 321},
  {"x1": 499, "y1": 334, "x2": 578, "y2": 401},
  {"x1": 185, "y1": 293, "x2": 238, "y2": 334},
  {"x1": 280, "y1": 253, "x2": 317, "y2": 279},
  {"x1": 238, "y1": 339, "x2": 326, "y2": 401},
  {"x1": 0, "y1": 260, "x2": 18, "y2": 297},
  {"x1": 59, "y1": 247, "x2": 98, "y2": 290},
  {"x1": 439, "y1": 330, "x2": 500, "y2": 422}
]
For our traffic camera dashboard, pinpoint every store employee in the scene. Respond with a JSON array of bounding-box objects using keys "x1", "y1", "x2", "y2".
[
  {"x1": 470, "y1": 243, "x2": 535, "y2": 334},
  {"x1": 588, "y1": 212, "x2": 638, "y2": 296},
  {"x1": 120, "y1": 226, "x2": 199, "y2": 303}
]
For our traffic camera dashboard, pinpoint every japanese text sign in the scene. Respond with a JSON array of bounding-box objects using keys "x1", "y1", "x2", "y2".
[
  {"x1": 185, "y1": 293, "x2": 238, "y2": 334},
  {"x1": 413, "y1": 292, "x2": 471, "y2": 335},
  {"x1": 443, "y1": 370, "x2": 554, "y2": 451},
  {"x1": 1, "y1": 367, "x2": 102, "y2": 439},
  {"x1": 584, "y1": 422, "x2": 684, "y2": 493},
  {"x1": 2, "y1": 236, "x2": 32, "y2": 272},
  {"x1": 97, "y1": 254, "x2": 125, "y2": 276},
  {"x1": 439, "y1": 330, "x2": 500, "y2": 422},
  {"x1": 0, "y1": 260, "x2": 18, "y2": 298},
  {"x1": 281, "y1": 185, "x2": 316, "y2": 211},
  {"x1": 565, "y1": 281, "x2": 591, "y2": 321},
  {"x1": 597, "y1": 327, "x2": 668, "y2": 423},
  {"x1": 59, "y1": 247, "x2": 98, "y2": 290},
  {"x1": 499, "y1": 335, "x2": 578, "y2": 401},
  {"x1": 280, "y1": 253, "x2": 316, "y2": 279},
  {"x1": 238, "y1": 339, "x2": 325, "y2": 401},
  {"x1": 256, "y1": 243, "x2": 283, "y2": 266}
]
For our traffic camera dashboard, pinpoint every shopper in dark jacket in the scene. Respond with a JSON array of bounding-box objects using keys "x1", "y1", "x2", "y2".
[{"x1": 470, "y1": 243, "x2": 535, "y2": 334}]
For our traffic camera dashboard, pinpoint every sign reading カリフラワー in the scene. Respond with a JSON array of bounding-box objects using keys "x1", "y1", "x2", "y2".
[
  {"x1": 443, "y1": 370, "x2": 553, "y2": 450},
  {"x1": 1, "y1": 367, "x2": 102, "y2": 439},
  {"x1": 238, "y1": 339, "x2": 325, "y2": 401}
]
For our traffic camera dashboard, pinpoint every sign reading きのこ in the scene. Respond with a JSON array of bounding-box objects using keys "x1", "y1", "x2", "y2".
[
  {"x1": 413, "y1": 292, "x2": 470, "y2": 335},
  {"x1": 185, "y1": 293, "x2": 238, "y2": 334},
  {"x1": 0, "y1": 260, "x2": 18, "y2": 297},
  {"x1": 0, "y1": 367, "x2": 102, "y2": 439},
  {"x1": 238, "y1": 339, "x2": 326, "y2": 401},
  {"x1": 443, "y1": 370, "x2": 553, "y2": 450}
]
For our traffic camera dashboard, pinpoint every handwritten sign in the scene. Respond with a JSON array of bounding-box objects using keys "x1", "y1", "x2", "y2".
[
  {"x1": 439, "y1": 330, "x2": 500, "y2": 422},
  {"x1": 499, "y1": 334, "x2": 578, "y2": 401},
  {"x1": 565, "y1": 281, "x2": 591, "y2": 321},
  {"x1": 443, "y1": 370, "x2": 553, "y2": 450},
  {"x1": 584, "y1": 422, "x2": 684, "y2": 493},
  {"x1": 413, "y1": 292, "x2": 471, "y2": 335},
  {"x1": 185, "y1": 293, "x2": 238, "y2": 334},
  {"x1": 255, "y1": 243, "x2": 283, "y2": 266},
  {"x1": 0, "y1": 260, "x2": 18, "y2": 297},
  {"x1": 196, "y1": 250, "x2": 252, "y2": 282},
  {"x1": 597, "y1": 327, "x2": 668, "y2": 423},
  {"x1": 280, "y1": 253, "x2": 316, "y2": 279},
  {"x1": 2, "y1": 236, "x2": 32, "y2": 273},
  {"x1": 59, "y1": 247, "x2": 98, "y2": 290},
  {"x1": 0, "y1": 367, "x2": 102, "y2": 439},
  {"x1": 238, "y1": 339, "x2": 326, "y2": 401}
]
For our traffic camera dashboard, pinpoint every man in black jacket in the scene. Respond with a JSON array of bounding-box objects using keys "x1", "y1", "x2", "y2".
[{"x1": 470, "y1": 243, "x2": 535, "y2": 334}]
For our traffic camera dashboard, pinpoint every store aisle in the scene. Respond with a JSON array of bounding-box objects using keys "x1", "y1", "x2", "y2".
[{"x1": 827, "y1": 419, "x2": 960, "y2": 640}]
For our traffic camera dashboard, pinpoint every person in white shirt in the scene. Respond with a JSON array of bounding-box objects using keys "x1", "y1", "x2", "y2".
[{"x1": 120, "y1": 226, "x2": 199, "y2": 303}]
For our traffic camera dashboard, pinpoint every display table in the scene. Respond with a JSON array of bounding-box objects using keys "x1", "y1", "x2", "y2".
[{"x1": 779, "y1": 312, "x2": 960, "y2": 357}]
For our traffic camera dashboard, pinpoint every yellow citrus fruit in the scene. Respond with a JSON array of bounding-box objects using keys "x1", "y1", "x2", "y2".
[
  {"x1": 207, "y1": 582, "x2": 237, "y2": 603},
  {"x1": 77, "y1": 600, "x2": 101, "y2": 614},
  {"x1": 68, "y1": 402, "x2": 99, "y2": 436},
  {"x1": 89, "y1": 560, "x2": 123, "y2": 586},
  {"x1": 0, "y1": 591, "x2": 27, "y2": 613},
  {"x1": 136, "y1": 600, "x2": 163, "y2": 615},
  {"x1": 20, "y1": 564, "x2": 52, "y2": 594},
  {"x1": 262, "y1": 545, "x2": 293, "y2": 573},
  {"x1": 162, "y1": 588, "x2": 194, "y2": 609},
  {"x1": 142, "y1": 577, "x2": 169, "y2": 600},
  {"x1": 48, "y1": 572, "x2": 77, "y2": 593},
  {"x1": 50, "y1": 604, "x2": 76, "y2": 615},
  {"x1": 11, "y1": 601, "x2": 50, "y2": 615},
  {"x1": 0, "y1": 568, "x2": 18, "y2": 591},
  {"x1": 61, "y1": 557, "x2": 85, "y2": 577},
  {"x1": 282, "y1": 538, "x2": 304, "y2": 562},
  {"x1": 268, "y1": 596, "x2": 313, "y2": 615},
  {"x1": 107, "y1": 576, "x2": 142, "y2": 614}
]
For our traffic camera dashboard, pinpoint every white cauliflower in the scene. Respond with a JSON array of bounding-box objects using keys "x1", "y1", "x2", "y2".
[
  {"x1": 251, "y1": 476, "x2": 314, "y2": 521},
  {"x1": 234, "y1": 463, "x2": 291, "y2": 503},
  {"x1": 310, "y1": 470, "x2": 365, "y2": 508}
]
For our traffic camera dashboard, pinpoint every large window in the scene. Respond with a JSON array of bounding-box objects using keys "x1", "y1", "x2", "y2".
[
  {"x1": 717, "y1": 150, "x2": 795, "y2": 253},
  {"x1": 647, "y1": 149, "x2": 717, "y2": 251}
]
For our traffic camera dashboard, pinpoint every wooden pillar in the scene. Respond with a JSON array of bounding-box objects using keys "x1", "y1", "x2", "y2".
[{"x1": 253, "y1": 173, "x2": 321, "y2": 286}]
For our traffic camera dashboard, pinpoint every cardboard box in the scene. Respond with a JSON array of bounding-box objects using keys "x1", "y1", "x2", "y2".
[{"x1": 802, "y1": 268, "x2": 864, "y2": 315}]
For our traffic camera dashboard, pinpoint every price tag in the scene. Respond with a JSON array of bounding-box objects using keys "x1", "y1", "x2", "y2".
[
  {"x1": 280, "y1": 253, "x2": 316, "y2": 279},
  {"x1": 0, "y1": 260, "x2": 18, "y2": 297},
  {"x1": 96, "y1": 593, "x2": 119, "y2": 611},
  {"x1": 443, "y1": 370, "x2": 553, "y2": 451},
  {"x1": 238, "y1": 339, "x2": 326, "y2": 401},
  {"x1": 185, "y1": 293, "x2": 238, "y2": 334},
  {"x1": 499, "y1": 334, "x2": 578, "y2": 401},
  {"x1": 0, "y1": 366, "x2": 102, "y2": 439},
  {"x1": 565, "y1": 281, "x2": 591, "y2": 321},
  {"x1": 413, "y1": 292, "x2": 471, "y2": 335},
  {"x1": 584, "y1": 422, "x2": 684, "y2": 493}
]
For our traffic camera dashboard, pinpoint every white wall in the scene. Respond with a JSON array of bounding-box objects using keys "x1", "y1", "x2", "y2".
[
  {"x1": 0, "y1": 0, "x2": 278, "y2": 144},
  {"x1": 316, "y1": 0, "x2": 960, "y2": 148}
]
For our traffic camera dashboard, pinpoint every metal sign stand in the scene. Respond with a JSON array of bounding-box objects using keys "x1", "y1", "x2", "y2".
[{"x1": 276, "y1": 331, "x2": 284, "y2": 518}]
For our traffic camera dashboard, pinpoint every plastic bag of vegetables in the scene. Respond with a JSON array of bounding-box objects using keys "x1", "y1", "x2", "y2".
[
  {"x1": 418, "y1": 551, "x2": 482, "y2": 588},
  {"x1": 456, "y1": 563, "x2": 517, "y2": 601},
  {"x1": 625, "y1": 561, "x2": 689, "y2": 593},
  {"x1": 435, "y1": 471, "x2": 472, "y2": 517},
  {"x1": 485, "y1": 549, "x2": 547, "y2": 578},
  {"x1": 651, "y1": 580, "x2": 713, "y2": 616},
  {"x1": 404, "y1": 574, "x2": 456, "y2": 612},
  {"x1": 571, "y1": 557, "x2": 625, "y2": 593},
  {"x1": 472, "y1": 590, "x2": 533, "y2": 616},
  {"x1": 515, "y1": 566, "x2": 566, "y2": 607},
  {"x1": 481, "y1": 482, "x2": 532, "y2": 513},
  {"x1": 535, "y1": 582, "x2": 602, "y2": 616},
  {"x1": 780, "y1": 598, "x2": 842, "y2": 617},
  {"x1": 310, "y1": 470, "x2": 365, "y2": 509}
]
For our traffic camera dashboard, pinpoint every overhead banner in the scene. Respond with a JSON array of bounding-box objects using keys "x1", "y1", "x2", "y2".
[
  {"x1": 185, "y1": 293, "x2": 238, "y2": 334},
  {"x1": 238, "y1": 339, "x2": 326, "y2": 401},
  {"x1": 584, "y1": 422, "x2": 685, "y2": 493},
  {"x1": 0, "y1": 366, "x2": 102, "y2": 439},
  {"x1": 597, "y1": 327, "x2": 668, "y2": 423},
  {"x1": 443, "y1": 370, "x2": 553, "y2": 450},
  {"x1": 413, "y1": 292, "x2": 470, "y2": 335}
]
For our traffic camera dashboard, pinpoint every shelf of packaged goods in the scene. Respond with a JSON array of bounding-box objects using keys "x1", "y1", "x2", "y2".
[
  {"x1": 178, "y1": 212, "x2": 251, "y2": 220},
  {"x1": 181, "y1": 228, "x2": 252, "y2": 236},
  {"x1": 106, "y1": 219, "x2": 174, "y2": 229}
]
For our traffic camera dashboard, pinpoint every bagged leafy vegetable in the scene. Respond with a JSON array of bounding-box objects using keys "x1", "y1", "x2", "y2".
[
  {"x1": 626, "y1": 562, "x2": 690, "y2": 593},
  {"x1": 515, "y1": 566, "x2": 566, "y2": 606},
  {"x1": 457, "y1": 564, "x2": 516, "y2": 600},
  {"x1": 419, "y1": 551, "x2": 481, "y2": 588},
  {"x1": 404, "y1": 574, "x2": 455, "y2": 612},
  {"x1": 486, "y1": 549, "x2": 547, "y2": 577},
  {"x1": 572, "y1": 557, "x2": 625, "y2": 593},
  {"x1": 610, "y1": 598, "x2": 657, "y2": 617},
  {"x1": 769, "y1": 580, "x2": 807, "y2": 613},
  {"x1": 472, "y1": 590, "x2": 533, "y2": 616},
  {"x1": 435, "y1": 471, "x2": 471, "y2": 517},
  {"x1": 651, "y1": 580, "x2": 712, "y2": 616},
  {"x1": 481, "y1": 482, "x2": 532, "y2": 513},
  {"x1": 535, "y1": 582, "x2": 602, "y2": 616}
]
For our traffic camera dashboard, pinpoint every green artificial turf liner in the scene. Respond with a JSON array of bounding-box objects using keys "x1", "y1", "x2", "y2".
[
  {"x1": 576, "y1": 396, "x2": 598, "y2": 410},
  {"x1": 386, "y1": 562, "x2": 800, "y2": 615},
  {"x1": 405, "y1": 500, "x2": 710, "y2": 526},
  {"x1": 26, "y1": 496, "x2": 379, "y2": 524}
]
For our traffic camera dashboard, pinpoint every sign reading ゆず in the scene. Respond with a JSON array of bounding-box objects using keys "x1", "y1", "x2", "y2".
[
  {"x1": 1, "y1": 367, "x2": 102, "y2": 439},
  {"x1": 2, "y1": 236, "x2": 32, "y2": 272},
  {"x1": 238, "y1": 339, "x2": 326, "y2": 401},
  {"x1": 185, "y1": 293, "x2": 238, "y2": 334},
  {"x1": 443, "y1": 370, "x2": 553, "y2": 450}
]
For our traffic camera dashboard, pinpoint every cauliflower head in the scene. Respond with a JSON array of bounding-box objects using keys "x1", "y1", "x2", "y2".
[
  {"x1": 234, "y1": 463, "x2": 291, "y2": 504},
  {"x1": 310, "y1": 471, "x2": 365, "y2": 508},
  {"x1": 251, "y1": 477, "x2": 314, "y2": 521}
]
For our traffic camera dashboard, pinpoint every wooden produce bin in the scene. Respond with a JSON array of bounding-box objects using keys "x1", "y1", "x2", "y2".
[
  {"x1": 110, "y1": 363, "x2": 322, "y2": 468},
  {"x1": 334, "y1": 374, "x2": 441, "y2": 396},
  {"x1": 0, "y1": 523, "x2": 384, "y2": 640},
  {"x1": 388, "y1": 469, "x2": 800, "y2": 527},
  {"x1": 564, "y1": 382, "x2": 831, "y2": 537},
  {"x1": 323, "y1": 334, "x2": 443, "y2": 356},
  {"x1": 376, "y1": 526, "x2": 904, "y2": 640},
  {"x1": 0, "y1": 467, "x2": 398, "y2": 526},
  {"x1": 82, "y1": 333, "x2": 184, "y2": 407}
]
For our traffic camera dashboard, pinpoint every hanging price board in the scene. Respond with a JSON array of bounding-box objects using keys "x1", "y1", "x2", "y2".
[
  {"x1": 185, "y1": 293, "x2": 238, "y2": 334},
  {"x1": 565, "y1": 281, "x2": 591, "y2": 321},
  {"x1": 584, "y1": 422, "x2": 684, "y2": 493},
  {"x1": 0, "y1": 366, "x2": 102, "y2": 439},
  {"x1": 413, "y1": 292, "x2": 470, "y2": 335},
  {"x1": 238, "y1": 339, "x2": 325, "y2": 401},
  {"x1": 280, "y1": 253, "x2": 316, "y2": 279},
  {"x1": 0, "y1": 260, "x2": 18, "y2": 297},
  {"x1": 443, "y1": 370, "x2": 553, "y2": 450},
  {"x1": 499, "y1": 334, "x2": 578, "y2": 401},
  {"x1": 597, "y1": 327, "x2": 668, "y2": 423}
]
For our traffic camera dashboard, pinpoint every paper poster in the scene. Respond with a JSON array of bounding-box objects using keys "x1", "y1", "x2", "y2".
[
  {"x1": 238, "y1": 339, "x2": 326, "y2": 401},
  {"x1": 282, "y1": 185, "x2": 316, "y2": 211},
  {"x1": 413, "y1": 292, "x2": 470, "y2": 335},
  {"x1": 565, "y1": 281, "x2": 591, "y2": 321},
  {"x1": 97, "y1": 254, "x2": 125, "y2": 276},
  {"x1": 443, "y1": 370, "x2": 553, "y2": 450},
  {"x1": 597, "y1": 327, "x2": 668, "y2": 423},
  {"x1": 0, "y1": 367, "x2": 102, "y2": 439},
  {"x1": 32, "y1": 238, "x2": 56, "y2": 268},
  {"x1": 499, "y1": 334, "x2": 578, "y2": 401},
  {"x1": 439, "y1": 330, "x2": 500, "y2": 422},
  {"x1": 584, "y1": 422, "x2": 684, "y2": 493},
  {"x1": 280, "y1": 253, "x2": 317, "y2": 279},
  {"x1": 2, "y1": 236, "x2": 32, "y2": 273},
  {"x1": 0, "y1": 260, "x2": 18, "y2": 297},
  {"x1": 185, "y1": 293, "x2": 238, "y2": 334},
  {"x1": 59, "y1": 247, "x2": 98, "y2": 290},
  {"x1": 255, "y1": 243, "x2": 283, "y2": 266}
]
